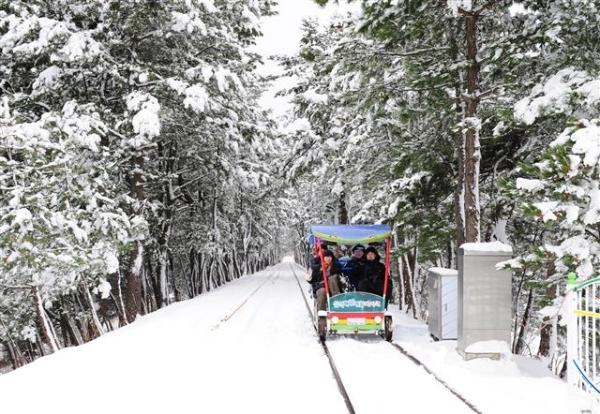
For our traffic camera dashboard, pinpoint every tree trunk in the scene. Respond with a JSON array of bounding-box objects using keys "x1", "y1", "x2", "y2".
[
  {"x1": 454, "y1": 139, "x2": 466, "y2": 249},
  {"x1": 393, "y1": 232, "x2": 406, "y2": 311},
  {"x1": 232, "y1": 252, "x2": 242, "y2": 280},
  {"x1": 514, "y1": 287, "x2": 533, "y2": 355},
  {"x1": 539, "y1": 275, "x2": 558, "y2": 357},
  {"x1": 189, "y1": 248, "x2": 197, "y2": 296},
  {"x1": 402, "y1": 253, "x2": 418, "y2": 319},
  {"x1": 78, "y1": 313, "x2": 91, "y2": 342},
  {"x1": 158, "y1": 247, "x2": 170, "y2": 308},
  {"x1": 5, "y1": 340, "x2": 26, "y2": 369},
  {"x1": 33, "y1": 287, "x2": 59, "y2": 353},
  {"x1": 62, "y1": 312, "x2": 84, "y2": 346},
  {"x1": 200, "y1": 253, "x2": 208, "y2": 293},
  {"x1": 462, "y1": 12, "x2": 481, "y2": 243},
  {"x1": 125, "y1": 241, "x2": 144, "y2": 323},
  {"x1": 448, "y1": 14, "x2": 465, "y2": 254},
  {"x1": 338, "y1": 189, "x2": 348, "y2": 224},
  {"x1": 212, "y1": 186, "x2": 218, "y2": 232},
  {"x1": 80, "y1": 284, "x2": 104, "y2": 338},
  {"x1": 157, "y1": 142, "x2": 175, "y2": 308},
  {"x1": 59, "y1": 311, "x2": 71, "y2": 347},
  {"x1": 26, "y1": 341, "x2": 36, "y2": 361},
  {"x1": 108, "y1": 269, "x2": 128, "y2": 326},
  {"x1": 125, "y1": 152, "x2": 145, "y2": 322},
  {"x1": 538, "y1": 317, "x2": 552, "y2": 357}
]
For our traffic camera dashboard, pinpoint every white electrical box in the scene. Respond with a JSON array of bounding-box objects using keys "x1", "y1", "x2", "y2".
[
  {"x1": 427, "y1": 267, "x2": 458, "y2": 340},
  {"x1": 457, "y1": 243, "x2": 513, "y2": 359}
]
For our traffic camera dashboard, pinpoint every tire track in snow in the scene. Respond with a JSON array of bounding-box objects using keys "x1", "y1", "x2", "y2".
[{"x1": 289, "y1": 263, "x2": 356, "y2": 414}]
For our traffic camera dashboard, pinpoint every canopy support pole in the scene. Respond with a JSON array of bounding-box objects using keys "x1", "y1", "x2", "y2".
[
  {"x1": 383, "y1": 237, "x2": 391, "y2": 305},
  {"x1": 316, "y1": 238, "x2": 331, "y2": 299}
]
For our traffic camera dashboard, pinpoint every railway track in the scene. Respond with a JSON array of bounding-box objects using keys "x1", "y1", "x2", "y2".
[
  {"x1": 289, "y1": 262, "x2": 481, "y2": 414},
  {"x1": 388, "y1": 342, "x2": 482, "y2": 413},
  {"x1": 289, "y1": 263, "x2": 357, "y2": 414},
  {"x1": 209, "y1": 269, "x2": 279, "y2": 332}
]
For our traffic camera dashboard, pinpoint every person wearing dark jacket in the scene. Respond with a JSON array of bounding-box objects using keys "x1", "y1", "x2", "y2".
[
  {"x1": 307, "y1": 249, "x2": 342, "y2": 311},
  {"x1": 357, "y1": 246, "x2": 392, "y2": 302},
  {"x1": 346, "y1": 244, "x2": 366, "y2": 288}
]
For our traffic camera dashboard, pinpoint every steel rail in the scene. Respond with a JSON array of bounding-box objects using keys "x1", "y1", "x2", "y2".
[{"x1": 289, "y1": 263, "x2": 356, "y2": 414}]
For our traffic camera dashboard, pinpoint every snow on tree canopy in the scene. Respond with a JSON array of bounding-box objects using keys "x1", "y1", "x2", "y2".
[
  {"x1": 201, "y1": 65, "x2": 214, "y2": 83},
  {"x1": 513, "y1": 62, "x2": 600, "y2": 282},
  {"x1": 282, "y1": 118, "x2": 313, "y2": 134},
  {"x1": 545, "y1": 236, "x2": 597, "y2": 278},
  {"x1": 0, "y1": 15, "x2": 70, "y2": 55},
  {"x1": 447, "y1": 0, "x2": 472, "y2": 16},
  {"x1": 214, "y1": 67, "x2": 230, "y2": 93},
  {"x1": 508, "y1": 3, "x2": 533, "y2": 17},
  {"x1": 533, "y1": 201, "x2": 560, "y2": 222},
  {"x1": 568, "y1": 120, "x2": 600, "y2": 168},
  {"x1": 93, "y1": 279, "x2": 112, "y2": 300},
  {"x1": 1, "y1": 100, "x2": 141, "y2": 341},
  {"x1": 166, "y1": 77, "x2": 188, "y2": 94},
  {"x1": 32, "y1": 65, "x2": 63, "y2": 93},
  {"x1": 197, "y1": 0, "x2": 217, "y2": 13},
  {"x1": 10, "y1": 208, "x2": 32, "y2": 228},
  {"x1": 59, "y1": 101, "x2": 105, "y2": 152},
  {"x1": 127, "y1": 92, "x2": 161, "y2": 143},
  {"x1": 583, "y1": 182, "x2": 600, "y2": 225},
  {"x1": 303, "y1": 89, "x2": 328, "y2": 104},
  {"x1": 514, "y1": 69, "x2": 600, "y2": 125},
  {"x1": 53, "y1": 31, "x2": 102, "y2": 62},
  {"x1": 516, "y1": 178, "x2": 545, "y2": 193},
  {"x1": 104, "y1": 251, "x2": 120, "y2": 274},
  {"x1": 171, "y1": 11, "x2": 208, "y2": 35},
  {"x1": 184, "y1": 84, "x2": 210, "y2": 113}
]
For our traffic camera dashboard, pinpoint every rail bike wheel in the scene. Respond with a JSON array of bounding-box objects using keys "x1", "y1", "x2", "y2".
[
  {"x1": 318, "y1": 316, "x2": 327, "y2": 341},
  {"x1": 384, "y1": 315, "x2": 393, "y2": 342}
]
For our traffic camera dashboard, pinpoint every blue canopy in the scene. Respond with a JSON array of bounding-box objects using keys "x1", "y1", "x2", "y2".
[{"x1": 309, "y1": 224, "x2": 392, "y2": 245}]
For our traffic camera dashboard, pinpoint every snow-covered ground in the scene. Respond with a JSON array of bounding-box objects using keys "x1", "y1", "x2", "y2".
[
  {"x1": 391, "y1": 311, "x2": 599, "y2": 414},
  {"x1": 0, "y1": 261, "x2": 598, "y2": 414}
]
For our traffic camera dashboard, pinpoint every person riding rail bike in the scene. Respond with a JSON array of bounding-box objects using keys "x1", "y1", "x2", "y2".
[
  {"x1": 307, "y1": 248, "x2": 343, "y2": 311},
  {"x1": 357, "y1": 246, "x2": 393, "y2": 304}
]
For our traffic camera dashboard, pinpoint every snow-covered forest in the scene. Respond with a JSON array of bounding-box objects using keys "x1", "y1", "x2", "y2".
[
  {"x1": 1, "y1": 0, "x2": 599, "y2": 402},
  {"x1": 0, "y1": 0, "x2": 286, "y2": 366},
  {"x1": 284, "y1": 0, "x2": 600, "y2": 374}
]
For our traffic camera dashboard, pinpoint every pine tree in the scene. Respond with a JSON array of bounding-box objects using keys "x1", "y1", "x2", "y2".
[{"x1": 0, "y1": 0, "x2": 286, "y2": 365}]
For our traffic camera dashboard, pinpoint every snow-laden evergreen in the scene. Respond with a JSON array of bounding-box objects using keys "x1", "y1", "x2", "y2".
[
  {"x1": 284, "y1": 0, "x2": 600, "y2": 372},
  {"x1": 505, "y1": 68, "x2": 600, "y2": 284},
  {"x1": 0, "y1": 0, "x2": 287, "y2": 366}
]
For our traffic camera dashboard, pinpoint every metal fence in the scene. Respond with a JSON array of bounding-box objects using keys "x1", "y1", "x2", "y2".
[{"x1": 568, "y1": 277, "x2": 600, "y2": 397}]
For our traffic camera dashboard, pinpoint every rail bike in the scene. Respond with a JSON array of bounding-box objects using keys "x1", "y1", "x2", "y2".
[{"x1": 307, "y1": 224, "x2": 393, "y2": 342}]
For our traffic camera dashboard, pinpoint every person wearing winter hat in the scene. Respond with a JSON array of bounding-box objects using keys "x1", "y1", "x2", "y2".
[
  {"x1": 357, "y1": 246, "x2": 392, "y2": 302},
  {"x1": 346, "y1": 244, "x2": 366, "y2": 288},
  {"x1": 352, "y1": 244, "x2": 365, "y2": 256},
  {"x1": 307, "y1": 248, "x2": 342, "y2": 311}
]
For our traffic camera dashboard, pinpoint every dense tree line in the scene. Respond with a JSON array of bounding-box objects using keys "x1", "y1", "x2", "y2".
[
  {"x1": 0, "y1": 0, "x2": 286, "y2": 370},
  {"x1": 288, "y1": 0, "x2": 600, "y2": 374}
]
